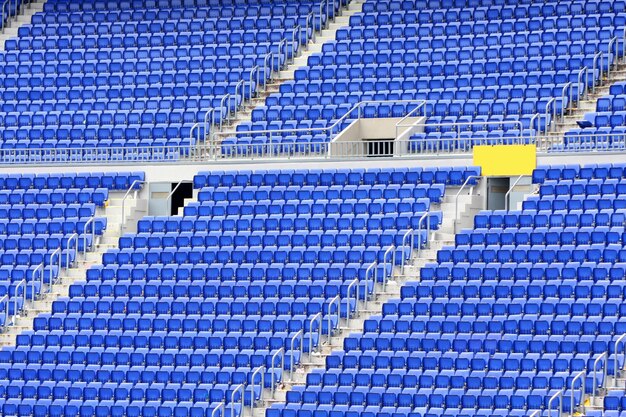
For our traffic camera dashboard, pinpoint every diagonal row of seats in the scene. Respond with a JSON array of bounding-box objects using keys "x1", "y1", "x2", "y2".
[
  {"x1": 268, "y1": 163, "x2": 626, "y2": 417},
  {"x1": 0, "y1": 167, "x2": 479, "y2": 417},
  {"x1": 225, "y1": 0, "x2": 623, "y2": 156},
  {"x1": 0, "y1": 0, "x2": 343, "y2": 162}
]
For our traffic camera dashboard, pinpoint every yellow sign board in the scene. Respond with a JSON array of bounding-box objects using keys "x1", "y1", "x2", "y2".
[{"x1": 473, "y1": 145, "x2": 537, "y2": 176}]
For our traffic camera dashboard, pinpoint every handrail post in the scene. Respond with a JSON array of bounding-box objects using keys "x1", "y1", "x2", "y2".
[
  {"x1": 327, "y1": 295, "x2": 340, "y2": 344},
  {"x1": 165, "y1": 179, "x2": 190, "y2": 216},
  {"x1": 382, "y1": 245, "x2": 395, "y2": 292},
  {"x1": 401, "y1": 228, "x2": 414, "y2": 274},
  {"x1": 290, "y1": 330, "x2": 303, "y2": 380},
  {"x1": 211, "y1": 402, "x2": 224, "y2": 417},
  {"x1": 344, "y1": 278, "x2": 359, "y2": 329},
  {"x1": 560, "y1": 82, "x2": 571, "y2": 122},
  {"x1": 454, "y1": 176, "x2": 480, "y2": 234},
  {"x1": 548, "y1": 389, "x2": 563, "y2": 417},
  {"x1": 218, "y1": 94, "x2": 231, "y2": 130},
  {"x1": 48, "y1": 247, "x2": 61, "y2": 290},
  {"x1": 417, "y1": 212, "x2": 431, "y2": 258},
  {"x1": 364, "y1": 262, "x2": 376, "y2": 308},
  {"x1": 308, "y1": 312, "x2": 322, "y2": 359},
  {"x1": 203, "y1": 108, "x2": 215, "y2": 142},
  {"x1": 120, "y1": 180, "x2": 145, "y2": 234},
  {"x1": 82, "y1": 217, "x2": 95, "y2": 258},
  {"x1": 544, "y1": 97, "x2": 555, "y2": 135},
  {"x1": 12, "y1": 279, "x2": 25, "y2": 323},
  {"x1": 608, "y1": 37, "x2": 617, "y2": 79},
  {"x1": 614, "y1": 333, "x2": 626, "y2": 386},
  {"x1": 571, "y1": 370, "x2": 586, "y2": 416},
  {"x1": 65, "y1": 233, "x2": 78, "y2": 272},
  {"x1": 0, "y1": 295, "x2": 7, "y2": 330},
  {"x1": 577, "y1": 66, "x2": 588, "y2": 102},
  {"x1": 592, "y1": 352, "x2": 607, "y2": 405},
  {"x1": 230, "y1": 384, "x2": 244, "y2": 417},
  {"x1": 271, "y1": 347, "x2": 284, "y2": 398},
  {"x1": 593, "y1": 51, "x2": 602, "y2": 93},
  {"x1": 250, "y1": 365, "x2": 265, "y2": 411},
  {"x1": 504, "y1": 175, "x2": 525, "y2": 211},
  {"x1": 31, "y1": 263, "x2": 43, "y2": 302}
]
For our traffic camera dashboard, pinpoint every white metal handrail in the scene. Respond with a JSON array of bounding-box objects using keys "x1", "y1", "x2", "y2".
[
  {"x1": 308, "y1": 312, "x2": 322, "y2": 359},
  {"x1": 48, "y1": 246, "x2": 62, "y2": 289},
  {"x1": 230, "y1": 384, "x2": 244, "y2": 417},
  {"x1": 249, "y1": 365, "x2": 265, "y2": 412},
  {"x1": 165, "y1": 180, "x2": 192, "y2": 216},
  {"x1": 289, "y1": 330, "x2": 303, "y2": 380},
  {"x1": 615, "y1": 333, "x2": 626, "y2": 387},
  {"x1": 31, "y1": 263, "x2": 43, "y2": 302},
  {"x1": 400, "y1": 228, "x2": 414, "y2": 274},
  {"x1": 382, "y1": 245, "x2": 395, "y2": 292},
  {"x1": 344, "y1": 278, "x2": 359, "y2": 330},
  {"x1": 327, "y1": 295, "x2": 340, "y2": 343},
  {"x1": 209, "y1": 99, "x2": 427, "y2": 146},
  {"x1": 12, "y1": 279, "x2": 25, "y2": 324},
  {"x1": 548, "y1": 389, "x2": 563, "y2": 417},
  {"x1": 66, "y1": 232, "x2": 78, "y2": 272},
  {"x1": 270, "y1": 347, "x2": 284, "y2": 398},
  {"x1": 570, "y1": 370, "x2": 586, "y2": 416},
  {"x1": 82, "y1": 217, "x2": 95, "y2": 258},
  {"x1": 592, "y1": 352, "x2": 607, "y2": 405},
  {"x1": 210, "y1": 402, "x2": 223, "y2": 417},
  {"x1": 504, "y1": 175, "x2": 526, "y2": 211},
  {"x1": 120, "y1": 180, "x2": 146, "y2": 234},
  {"x1": 454, "y1": 176, "x2": 480, "y2": 234},
  {"x1": 0, "y1": 295, "x2": 7, "y2": 330},
  {"x1": 364, "y1": 262, "x2": 377, "y2": 309}
]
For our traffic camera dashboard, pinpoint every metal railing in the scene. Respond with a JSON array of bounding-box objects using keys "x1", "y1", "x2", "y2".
[
  {"x1": 230, "y1": 384, "x2": 244, "y2": 417},
  {"x1": 364, "y1": 262, "x2": 376, "y2": 309},
  {"x1": 249, "y1": 365, "x2": 265, "y2": 413},
  {"x1": 31, "y1": 263, "x2": 43, "y2": 302},
  {"x1": 289, "y1": 330, "x2": 303, "y2": 380},
  {"x1": 120, "y1": 180, "x2": 145, "y2": 234},
  {"x1": 326, "y1": 295, "x2": 340, "y2": 343},
  {"x1": 570, "y1": 370, "x2": 586, "y2": 416},
  {"x1": 592, "y1": 352, "x2": 607, "y2": 405},
  {"x1": 417, "y1": 212, "x2": 434, "y2": 258},
  {"x1": 343, "y1": 278, "x2": 359, "y2": 330},
  {"x1": 504, "y1": 175, "x2": 526, "y2": 211},
  {"x1": 12, "y1": 279, "x2": 25, "y2": 324},
  {"x1": 615, "y1": 333, "x2": 626, "y2": 387},
  {"x1": 209, "y1": 99, "x2": 428, "y2": 149},
  {"x1": 270, "y1": 347, "x2": 284, "y2": 398},
  {"x1": 48, "y1": 246, "x2": 62, "y2": 289},
  {"x1": 454, "y1": 176, "x2": 480, "y2": 234},
  {"x1": 381, "y1": 245, "x2": 395, "y2": 292},
  {"x1": 400, "y1": 228, "x2": 414, "y2": 274},
  {"x1": 165, "y1": 180, "x2": 192, "y2": 216},
  {"x1": 308, "y1": 312, "x2": 322, "y2": 359},
  {"x1": 66, "y1": 233, "x2": 78, "y2": 271},
  {"x1": 0, "y1": 295, "x2": 7, "y2": 330},
  {"x1": 210, "y1": 402, "x2": 223, "y2": 417},
  {"x1": 82, "y1": 217, "x2": 96, "y2": 258},
  {"x1": 548, "y1": 389, "x2": 563, "y2": 417}
]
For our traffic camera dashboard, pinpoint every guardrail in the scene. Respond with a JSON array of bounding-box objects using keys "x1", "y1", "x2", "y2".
[
  {"x1": 82, "y1": 217, "x2": 95, "y2": 258},
  {"x1": 120, "y1": 180, "x2": 145, "y2": 234},
  {"x1": 326, "y1": 295, "x2": 340, "y2": 344},
  {"x1": 615, "y1": 333, "x2": 626, "y2": 387},
  {"x1": 5, "y1": 128, "x2": 626, "y2": 167},
  {"x1": 343, "y1": 278, "x2": 359, "y2": 330},
  {"x1": 548, "y1": 389, "x2": 563, "y2": 417},
  {"x1": 270, "y1": 347, "x2": 284, "y2": 398},
  {"x1": 308, "y1": 313, "x2": 322, "y2": 360},
  {"x1": 504, "y1": 175, "x2": 527, "y2": 211},
  {"x1": 454, "y1": 176, "x2": 480, "y2": 234},
  {"x1": 12, "y1": 279, "x2": 25, "y2": 324},
  {"x1": 364, "y1": 262, "x2": 377, "y2": 309},
  {"x1": 289, "y1": 330, "x2": 303, "y2": 380},
  {"x1": 0, "y1": 295, "x2": 7, "y2": 330},
  {"x1": 592, "y1": 352, "x2": 607, "y2": 405},
  {"x1": 570, "y1": 370, "x2": 586, "y2": 415},
  {"x1": 249, "y1": 365, "x2": 265, "y2": 413},
  {"x1": 31, "y1": 263, "x2": 43, "y2": 302}
]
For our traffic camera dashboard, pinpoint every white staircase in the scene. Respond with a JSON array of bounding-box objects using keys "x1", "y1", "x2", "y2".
[
  {"x1": 249, "y1": 186, "x2": 485, "y2": 417},
  {"x1": 542, "y1": 60, "x2": 626, "y2": 151},
  {"x1": 0, "y1": 192, "x2": 145, "y2": 347},
  {"x1": 0, "y1": 0, "x2": 45, "y2": 51},
  {"x1": 211, "y1": 0, "x2": 365, "y2": 146}
]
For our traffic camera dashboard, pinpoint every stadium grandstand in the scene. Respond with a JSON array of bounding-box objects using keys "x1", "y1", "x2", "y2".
[{"x1": 0, "y1": 0, "x2": 623, "y2": 417}]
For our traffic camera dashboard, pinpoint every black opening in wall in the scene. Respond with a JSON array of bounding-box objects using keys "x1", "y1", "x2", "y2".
[{"x1": 170, "y1": 182, "x2": 193, "y2": 216}]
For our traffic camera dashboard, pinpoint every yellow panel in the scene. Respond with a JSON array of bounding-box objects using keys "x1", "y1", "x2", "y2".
[{"x1": 473, "y1": 145, "x2": 537, "y2": 176}]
